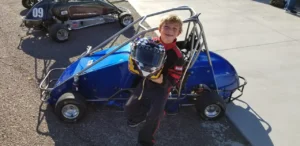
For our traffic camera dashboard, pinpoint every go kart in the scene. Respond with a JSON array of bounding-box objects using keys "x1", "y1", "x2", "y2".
[
  {"x1": 21, "y1": 0, "x2": 134, "y2": 42},
  {"x1": 39, "y1": 6, "x2": 247, "y2": 123}
]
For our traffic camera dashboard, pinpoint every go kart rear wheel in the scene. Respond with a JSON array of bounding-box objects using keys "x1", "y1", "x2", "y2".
[
  {"x1": 49, "y1": 23, "x2": 70, "y2": 43},
  {"x1": 55, "y1": 92, "x2": 86, "y2": 123},
  {"x1": 22, "y1": 0, "x2": 35, "y2": 9},
  {"x1": 118, "y1": 12, "x2": 134, "y2": 28},
  {"x1": 195, "y1": 91, "x2": 226, "y2": 121}
]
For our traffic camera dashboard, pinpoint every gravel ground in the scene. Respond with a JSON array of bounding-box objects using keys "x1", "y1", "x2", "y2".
[{"x1": 0, "y1": 0, "x2": 250, "y2": 146}]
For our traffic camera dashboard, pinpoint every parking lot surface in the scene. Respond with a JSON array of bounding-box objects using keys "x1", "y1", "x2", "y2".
[{"x1": 0, "y1": 0, "x2": 249, "y2": 145}]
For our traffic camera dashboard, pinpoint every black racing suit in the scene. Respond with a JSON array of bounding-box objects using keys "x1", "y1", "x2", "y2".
[{"x1": 125, "y1": 37, "x2": 184, "y2": 146}]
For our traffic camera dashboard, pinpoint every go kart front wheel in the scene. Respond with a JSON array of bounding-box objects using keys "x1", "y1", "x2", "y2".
[
  {"x1": 195, "y1": 91, "x2": 226, "y2": 121},
  {"x1": 49, "y1": 23, "x2": 70, "y2": 43},
  {"x1": 118, "y1": 12, "x2": 134, "y2": 28},
  {"x1": 55, "y1": 92, "x2": 87, "y2": 123},
  {"x1": 22, "y1": 0, "x2": 36, "y2": 9}
]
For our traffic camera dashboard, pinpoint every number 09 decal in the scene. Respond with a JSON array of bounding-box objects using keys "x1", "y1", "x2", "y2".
[{"x1": 32, "y1": 8, "x2": 44, "y2": 18}]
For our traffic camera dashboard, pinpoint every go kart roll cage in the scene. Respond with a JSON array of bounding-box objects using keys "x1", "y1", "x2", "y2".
[
  {"x1": 39, "y1": 6, "x2": 247, "y2": 103},
  {"x1": 55, "y1": 0, "x2": 130, "y2": 14}
]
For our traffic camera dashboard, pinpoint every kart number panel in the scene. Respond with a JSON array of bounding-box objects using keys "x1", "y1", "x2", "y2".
[{"x1": 32, "y1": 7, "x2": 44, "y2": 18}]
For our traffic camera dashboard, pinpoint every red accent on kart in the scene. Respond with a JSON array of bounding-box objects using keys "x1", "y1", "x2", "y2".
[
  {"x1": 72, "y1": 22, "x2": 78, "y2": 28},
  {"x1": 102, "y1": 7, "x2": 108, "y2": 14}
]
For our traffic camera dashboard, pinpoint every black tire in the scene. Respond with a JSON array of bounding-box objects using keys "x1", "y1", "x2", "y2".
[
  {"x1": 195, "y1": 91, "x2": 226, "y2": 121},
  {"x1": 48, "y1": 23, "x2": 70, "y2": 43},
  {"x1": 118, "y1": 12, "x2": 134, "y2": 28},
  {"x1": 22, "y1": 0, "x2": 35, "y2": 9},
  {"x1": 55, "y1": 92, "x2": 87, "y2": 123}
]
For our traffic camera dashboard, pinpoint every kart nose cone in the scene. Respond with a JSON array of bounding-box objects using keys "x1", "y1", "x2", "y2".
[{"x1": 23, "y1": 19, "x2": 43, "y2": 28}]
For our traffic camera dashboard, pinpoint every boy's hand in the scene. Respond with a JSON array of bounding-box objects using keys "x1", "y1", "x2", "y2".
[{"x1": 150, "y1": 75, "x2": 163, "y2": 84}]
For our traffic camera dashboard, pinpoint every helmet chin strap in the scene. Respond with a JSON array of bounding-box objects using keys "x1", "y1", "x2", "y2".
[
  {"x1": 138, "y1": 78, "x2": 147, "y2": 100},
  {"x1": 138, "y1": 70, "x2": 153, "y2": 100},
  {"x1": 138, "y1": 69, "x2": 161, "y2": 100}
]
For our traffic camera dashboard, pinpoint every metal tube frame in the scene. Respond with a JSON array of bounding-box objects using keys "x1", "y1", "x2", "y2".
[{"x1": 39, "y1": 68, "x2": 66, "y2": 91}]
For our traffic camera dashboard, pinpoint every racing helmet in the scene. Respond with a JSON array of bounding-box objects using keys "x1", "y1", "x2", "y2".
[{"x1": 128, "y1": 37, "x2": 166, "y2": 78}]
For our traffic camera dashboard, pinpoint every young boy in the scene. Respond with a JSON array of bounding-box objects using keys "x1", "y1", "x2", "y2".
[{"x1": 125, "y1": 14, "x2": 184, "y2": 146}]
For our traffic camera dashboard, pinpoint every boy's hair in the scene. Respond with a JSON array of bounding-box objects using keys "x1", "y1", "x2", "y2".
[{"x1": 159, "y1": 14, "x2": 183, "y2": 33}]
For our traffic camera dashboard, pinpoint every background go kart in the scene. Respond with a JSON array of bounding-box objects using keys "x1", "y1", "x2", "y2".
[{"x1": 0, "y1": 0, "x2": 249, "y2": 145}]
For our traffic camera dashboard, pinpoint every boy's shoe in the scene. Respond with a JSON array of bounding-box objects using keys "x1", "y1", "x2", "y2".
[{"x1": 127, "y1": 119, "x2": 146, "y2": 127}]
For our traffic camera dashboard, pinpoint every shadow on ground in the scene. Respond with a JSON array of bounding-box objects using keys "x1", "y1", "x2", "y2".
[
  {"x1": 35, "y1": 102, "x2": 250, "y2": 146},
  {"x1": 227, "y1": 99, "x2": 273, "y2": 146},
  {"x1": 18, "y1": 22, "x2": 136, "y2": 83}
]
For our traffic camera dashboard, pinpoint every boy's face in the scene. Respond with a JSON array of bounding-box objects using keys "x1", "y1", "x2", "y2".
[{"x1": 159, "y1": 22, "x2": 181, "y2": 44}]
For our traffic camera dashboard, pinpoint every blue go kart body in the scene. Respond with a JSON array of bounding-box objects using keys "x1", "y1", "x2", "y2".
[{"x1": 46, "y1": 43, "x2": 242, "y2": 111}]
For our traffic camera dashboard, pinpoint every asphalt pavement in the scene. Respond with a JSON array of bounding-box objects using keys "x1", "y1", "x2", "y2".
[{"x1": 0, "y1": 0, "x2": 249, "y2": 146}]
